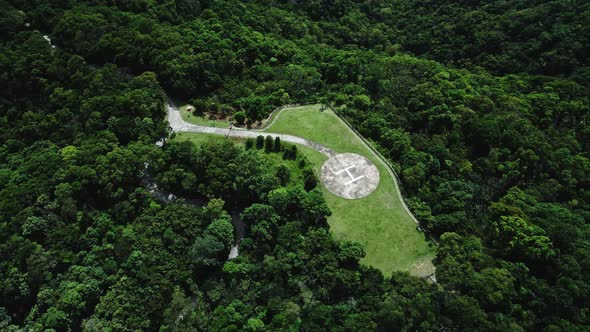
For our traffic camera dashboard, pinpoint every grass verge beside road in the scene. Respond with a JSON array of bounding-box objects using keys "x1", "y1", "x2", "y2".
[{"x1": 178, "y1": 105, "x2": 231, "y2": 128}]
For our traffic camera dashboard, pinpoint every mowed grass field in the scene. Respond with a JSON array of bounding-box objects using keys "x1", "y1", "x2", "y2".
[
  {"x1": 265, "y1": 105, "x2": 435, "y2": 277},
  {"x1": 178, "y1": 105, "x2": 231, "y2": 128}
]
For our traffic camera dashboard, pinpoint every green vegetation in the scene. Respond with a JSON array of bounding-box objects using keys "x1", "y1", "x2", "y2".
[
  {"x1": 361, "y1": 0, "x2": 590, "y2": 76},
  {"x1": 178, "y1": 104, "x2": 231, "y2": 128},
  {"x1": 174, "y1": 132, "x2": 242, "y2": 146},
  {"x1": 174, "y1": 133, "x2": 310, "y2": 189},
  {"x1": 1, "y1": 0, "x2": 589, "y2": 330},
  {"x1": 266, "y1": 105, "x2": 435, "y2": 275},
  {"x1": 176, "y1": 127, "x2": 434, "y2": 275}
]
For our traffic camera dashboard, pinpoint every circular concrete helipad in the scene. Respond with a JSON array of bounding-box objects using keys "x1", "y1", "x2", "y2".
[{"x1": 320, "y1": 153, "x2": 380, "y2": 199}]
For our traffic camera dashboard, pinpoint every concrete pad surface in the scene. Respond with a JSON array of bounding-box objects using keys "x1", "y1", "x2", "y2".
[{"x1": 320, "y1": 153, "x2": 380, "y2": 199}]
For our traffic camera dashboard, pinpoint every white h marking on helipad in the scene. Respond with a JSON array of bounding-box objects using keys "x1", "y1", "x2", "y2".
[{"x1": 334, "y1": 165, "x2": 365, "y2": 185}]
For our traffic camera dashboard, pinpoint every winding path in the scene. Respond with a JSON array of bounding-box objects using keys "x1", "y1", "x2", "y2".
[
  {"x1": 166, "y1": 99, "x2": 424, "y2": 230},
  {"x1": 166, "y1": 99, "x2": 437, "y2": 279},
  {"x1": 167, "y1": 100, "x2": 336, "y2": 157}
]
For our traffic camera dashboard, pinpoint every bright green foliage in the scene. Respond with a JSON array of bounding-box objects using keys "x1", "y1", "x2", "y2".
[
  {"x1": 223, "y1": 261, "x2": 254, "y2": 275},
  {"x1": 265, "y1": 106, "x2": 435, "y2": 275},
  {"x1": 493, "y1": 216, "x2": 556, "y2": 261},
  {"x1": 202, "y1": 198, "x2": 229, "y2": 223},
  {"x1": 245, "y1": 318, "x2": 265, "y2": 331},
  {"x1": 206, "y1": 217, "x2": 234, "y2": 248},
  {"x1": 59, "y1": 145, "x2": 78, "y2": 161}
]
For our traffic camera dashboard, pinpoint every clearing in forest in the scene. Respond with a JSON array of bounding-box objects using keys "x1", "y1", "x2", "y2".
[
  {"x1": 173, "y1": 105, "x2": 435, "y2": 277},
  {"x1": 264, "y1": 105, "x2": 435, "y2": 277}
]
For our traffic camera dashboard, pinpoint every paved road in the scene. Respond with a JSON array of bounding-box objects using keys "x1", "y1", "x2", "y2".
[
  {"x1": 167, "y1": 100, "x2": 336, "y2": 157},
  {"x1": 167, "y1": 99, "x2": 436, "y2": 278}
]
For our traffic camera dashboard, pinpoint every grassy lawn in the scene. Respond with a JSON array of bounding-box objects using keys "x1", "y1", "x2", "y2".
[
  {"x1": 266, "y1": 105, "x2": 435, "y2": 277},
  {"x1": 178, "y1": 104, "x2": 231, "y2": 128},
  {"x1": 174, "y1": 132, "x2": 243, "y2": 145}
]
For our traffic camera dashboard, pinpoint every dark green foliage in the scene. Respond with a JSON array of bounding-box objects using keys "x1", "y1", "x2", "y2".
[
  {"x1": 161, "y1": 139, "x2": 279, "y2": 206},
  {"x1": 275, "y1": 164, "x2": 290, "y2": 186},
  {"x1": 291, "y1": 0, "x2": 589, "y2": 76},
  {"x1": 1, "y1": 0, "x2": 589, "y2": 330},
  {"x1": 190, "y1": 99, "x2": 207, "y2": 115},
  {"x1": 264, "y1": 135, "x2": 273, "y2": 153},
  {"x1": 298, "y1": 158, "x2": 306, "y2": 168},
  {"x1": 290, "y1": 145, "x2": 297, "y2": 159},
  {"x1": 255, "y1": 135, "x2": 264, "y2": 150},
  {"x1": 303, "y1": 168, "x2": 318, "y2": 191},
  {"x1": 233, "y1": 111, "x2": 246, "y2": 125},
  {"x1": 282, "y1": 144, "x2": 297, "y2": 160},
  {"x1": 190, "y1": 234, "x2": 226, "y2": 271},
  {"x1": 244, "y1": 138, "x2": 254, "y2": 150},
  {"x1": 273, "y1": 136, "x2": 282, "y2": 152}
]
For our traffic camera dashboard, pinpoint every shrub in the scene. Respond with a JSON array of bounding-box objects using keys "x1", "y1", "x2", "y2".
[
  {"x1": 273, "y1": 136, "x2": 282, "y2": 152},
  {"x1": 245, "y1": 138, "x2": 254, "y2": 150},
  {"x1": 256, "y1": 135, "x2": 264, "y2": 149},
  {"x1": 264, "y1": 135, "x2": 273, "y2": 153},
  {"x1": 303, "y1": 168, "x2": 317, "y2": 191},
  {"x1": 275, "y1": 164, "x2": 291, "y2": 185},
  {"x1": 234, "y1": 111, "x2": 246, "y2": 125}
]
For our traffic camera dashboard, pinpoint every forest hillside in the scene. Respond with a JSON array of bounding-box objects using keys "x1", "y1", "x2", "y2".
[{"x1": 0, "y1": 0, "x2": 589, "y2": 330}]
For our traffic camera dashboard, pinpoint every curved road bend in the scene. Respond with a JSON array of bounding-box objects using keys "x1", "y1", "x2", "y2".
[
  {"x1": 167, "y1": 99, "x2": 437, "y2": 279},
  {"x1": 167, "y1": 100, "x2": 336, "y2": 157}
]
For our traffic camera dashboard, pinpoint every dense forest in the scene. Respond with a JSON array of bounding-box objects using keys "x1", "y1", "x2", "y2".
[
  {"x1": 293, "y1": 0, "x2": 590, "y2": 76},
  {"x1": 1, "y1": 0, "x2": 589, "y2": 331}
]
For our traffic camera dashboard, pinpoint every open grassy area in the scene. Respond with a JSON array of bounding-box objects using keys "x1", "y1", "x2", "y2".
[
  {"x1": 173, "y1": 105, "x2": 435, "y2": 277},
  {"x1": 178, "y1": 104, "x2": 231, "y2": 128},
  {"x1": 266, "y1": 105, "x2": 435, "y2": 277}
]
